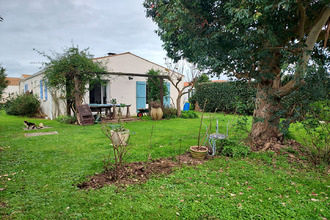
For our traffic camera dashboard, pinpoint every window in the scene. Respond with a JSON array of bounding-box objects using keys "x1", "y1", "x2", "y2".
[{"x1": 40, "y1": 80, "x2": 43, "y2": 99}]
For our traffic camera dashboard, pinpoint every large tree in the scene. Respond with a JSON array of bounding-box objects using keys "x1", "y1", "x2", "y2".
[
  {"x1": 144, "y1": 0, "x2": 330, "y2": 144},
  {"x1": 37, "y1": 46, "x2": 106, "y2": 124}
]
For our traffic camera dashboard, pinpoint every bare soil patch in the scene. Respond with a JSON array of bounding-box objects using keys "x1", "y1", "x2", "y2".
[
  {"x1": 77, "y1": 153, "x2": 206, "y2": 189},
  {"x1": 24, "y1": 131, "x2": 59, "y2": 137},
  {"x1": 23, "y1": 126, "x2": 53, "y2": 131}
]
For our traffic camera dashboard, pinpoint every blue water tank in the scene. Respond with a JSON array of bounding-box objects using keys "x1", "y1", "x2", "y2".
[{"x1": 183, "y1": 102, "x2": 190, "y2": 111}]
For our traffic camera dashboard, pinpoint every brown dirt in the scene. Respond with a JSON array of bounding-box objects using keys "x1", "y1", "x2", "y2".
[
  {"x1": 77, "y1": 153, "x2": 206, "y2": 190},
  {"x1": 24, "y1": 131, "x2": 59, "y2": 137}
]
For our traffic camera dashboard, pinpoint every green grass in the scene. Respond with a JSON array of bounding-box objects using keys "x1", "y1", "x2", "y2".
[{"x1": 0, "y1": 111, "x2": 329, "y2": 219}]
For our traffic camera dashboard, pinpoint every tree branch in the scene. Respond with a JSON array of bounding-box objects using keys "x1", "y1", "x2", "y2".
[
  {"x1": 303, "y1": 6, "x2": 330, "y2": 63},
  {"x1": 297, "y1": 0, "x2": 306, "y2": 40},
  {"x1": 278, "y1": 6, "x2": 330, "y2": 97},
  {"x1": 228, "y1": 68, "x2": 250, "y2": 79}
]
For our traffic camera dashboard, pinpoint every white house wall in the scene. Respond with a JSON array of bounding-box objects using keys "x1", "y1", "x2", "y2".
[
  {"x1": 19, "y1": 72, "x2": 66, "y2": 119},
  {"x1": 1, "y1": 85, "x2": 19, "y2": 103},
  {"x1": 92, "y1": 53, "x2": 183, "y2": 115},
  {"x1": 19, "y1": 52, "x2": 184, "y2": 119}
]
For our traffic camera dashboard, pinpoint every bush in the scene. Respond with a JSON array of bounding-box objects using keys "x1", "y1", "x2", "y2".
[
  {"x1": 57, "y1": 115, "x2": 76, "y2": 124},
  {"x1": 4, "y1": 94, "x2": 40, "y2": 117},
  {"x1": 163, "y1": 106, "x2": 177, "y2": 119},
  {"x1": 195, "y1": 81, "x2": 256, "y2": 114},
  {"x1": 181, "y1": 110, "x2": 198, "y2": 119},
  {"x1": 311, "y1": 100, "x2": 329, "y2": 122},
  {"x1": 298, "y1": 101, "x2": 330, "y2": 165},
  {"x1": 218, "y1": 140, "x2": 250, "y2": 157}
]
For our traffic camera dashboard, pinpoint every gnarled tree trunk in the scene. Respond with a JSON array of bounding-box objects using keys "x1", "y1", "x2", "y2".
[{"x1": 250, "y1": 86, "x2": 281, "y2": 144}]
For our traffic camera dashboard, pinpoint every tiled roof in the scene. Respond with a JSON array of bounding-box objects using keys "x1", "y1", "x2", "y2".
[
  {"x1": 212, "y1": 80, "x2": 227, "y2": 83},
  {"x1": 184, "y1": 79, "x2": 226, "y2": 86},
  {"x1": 5, "y1": 77, "x2": 20, "y2": 86},
  {"x1": 21, "y1": 74, "x2": 32, "y2": 79}
]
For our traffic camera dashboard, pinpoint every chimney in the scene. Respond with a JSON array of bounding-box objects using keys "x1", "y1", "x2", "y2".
[{"x1": 107, "y1": 52, "x2": 116, "y2": 56}]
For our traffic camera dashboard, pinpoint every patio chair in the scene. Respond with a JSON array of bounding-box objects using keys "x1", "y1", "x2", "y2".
[{"x1": 207, "y1": 119, "x2": 229, "y2": 156}]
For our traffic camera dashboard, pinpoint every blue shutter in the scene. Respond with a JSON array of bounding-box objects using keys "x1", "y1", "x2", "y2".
[
  {"x1": 24, "y1": 84, "x2": 28, "y2": 92},
  {"x1": 163, "y1": 82, "x2": 170, "y2": 107},
  {"x1": 44, "y1": 81, "x2": 48, "y2": 100},
  {"x1": 136, "y1": 81, "x2": 146, "y2": 111},
  {"x1": 40, "y1": 80, "x2": 43, "y2": 99}
]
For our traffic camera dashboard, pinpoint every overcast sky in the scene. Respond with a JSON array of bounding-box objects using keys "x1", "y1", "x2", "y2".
[{"x1": 0, "y1": 0, "x2": 168, "y2": 78}]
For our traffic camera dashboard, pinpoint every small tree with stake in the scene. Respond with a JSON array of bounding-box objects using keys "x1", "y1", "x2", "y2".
[{"x1": 101, "y1": 123, "x2": 131, "y2": 179}]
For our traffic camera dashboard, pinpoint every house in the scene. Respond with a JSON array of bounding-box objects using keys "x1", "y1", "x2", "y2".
[
  {"x1": 1, "y1": 75, "x2": 31, "y2": 103},
  {"x1": 19, "y1": 52, "x2": 183, "y2": 119}
]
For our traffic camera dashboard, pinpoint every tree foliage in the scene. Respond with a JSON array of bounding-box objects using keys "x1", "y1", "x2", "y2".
[
  {"x1": 0, "y1": 66, "x2": 9, "y2": 99},
  {"x1": 36, "y1": 45, "x2": 106, "y2": 116},
  {"x1": 145, "y1": 0, "x2": 330, "y2": 143},
  {"x1": 4, "y1": 94, "x2": 40, "y2": 117},
  {"x1": 195, "y1": 81, "x2": 256, "y2": 114}
]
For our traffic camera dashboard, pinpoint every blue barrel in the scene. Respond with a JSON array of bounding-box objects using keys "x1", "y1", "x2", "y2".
[{"x1": 183, "y1": 102, "x2": 190, "y2": 111}]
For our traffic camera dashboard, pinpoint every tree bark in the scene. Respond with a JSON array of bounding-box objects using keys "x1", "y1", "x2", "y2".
[
  {"x1": 74, "y1": 74, "x2": 82, "y2": 125},
  {"x1": 250, "y1": 86, "x2": 281, "y2": 144},
  {"x1": 159, "y1": 78, "x2": 164, "y2": 111},
  {"x1": 176, "y1": 92, "x2": 182, "y2": 117}
]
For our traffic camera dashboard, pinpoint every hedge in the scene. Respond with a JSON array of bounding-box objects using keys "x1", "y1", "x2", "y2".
[{"x1": 195, "y1": 81, "x2": 256, "y2": 114}]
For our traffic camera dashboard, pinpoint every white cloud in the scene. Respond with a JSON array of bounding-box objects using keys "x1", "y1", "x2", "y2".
[{"x1": 0, "y1": 0, "x2": 166, "y2": 77}]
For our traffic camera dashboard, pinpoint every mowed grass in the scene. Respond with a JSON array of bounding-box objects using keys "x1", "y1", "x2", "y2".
[{"x1": 0, "y1": 111, "x2": 329, "y2": 219}]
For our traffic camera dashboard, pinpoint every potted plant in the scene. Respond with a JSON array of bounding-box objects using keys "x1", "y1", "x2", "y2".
[
  {"x1": 190, "y1": 100, "x2": 209, "y2": 159},
  {"x1": 102, "y1": 123, "x2": 130, "y2": 146},
  {"x1": 150, "y1": 101, "x2": 163, "y2": 121}
]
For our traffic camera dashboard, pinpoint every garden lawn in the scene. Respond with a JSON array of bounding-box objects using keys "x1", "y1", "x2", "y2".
[{"x1": 0, "y1": 111, "x2": 329, "y2": 219}]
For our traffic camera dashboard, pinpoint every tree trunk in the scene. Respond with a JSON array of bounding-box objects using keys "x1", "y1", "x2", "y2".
[
  {"x1": 250, "y1": 86, "x2": 281, "y2": 145},
  {"x1": 74, "y1": 74, "x2": 82, "y2": 125},
  {"x1": 159, "y1": 78, "x2": 164, "y2": 111},
  {"x1": 66, "y1": 101, "x2": 71, "y2": 116},
  {"x1": 176, "y1": 93, "x2": 182, "y2": 117}
]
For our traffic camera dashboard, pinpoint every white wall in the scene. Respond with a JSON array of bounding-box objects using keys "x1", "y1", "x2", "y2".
[
  {"x1": 93, "y1": 52, "x2": 184, "y2": 115},
  {"x1": 1, "y1": 85, "x2": 19, "y2": 103},
  {"x1": 19, "y1": 72, "x2": 66, "y2": 119},
  {"x1": 18, "y1": 52, "x2": 184, "y2": 118}
]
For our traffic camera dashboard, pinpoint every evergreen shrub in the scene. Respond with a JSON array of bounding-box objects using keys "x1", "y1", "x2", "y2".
[
  {"x1": 4, "y1": 94, "x2": 40, "y2": 117},
  {"x1": 195, "y1": 81, "x2": 256, "y2": 114}
]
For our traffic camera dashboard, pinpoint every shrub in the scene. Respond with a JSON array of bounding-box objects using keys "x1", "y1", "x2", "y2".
[
  {"x1": 4, "y1": 94, "x2": 40, "y2": 117},
  {"x1": 218, "y1": 140, "x2": 250, "y2": 157},
  {"x1": 298, "y1": 102, "x2": 330, "y2": 165},
  {"x1": 163, "y1": 106, "x2": 177, "y2": 119},
  {"x1": 57, "y1": 115, "x2": 76, "y2": 124},
  {"x1": 311, "y1": 100, "x2": 329, "y2": 122},
  {"x1": 195, "y1": 81, "x2": 256, "y2": 114},
  {"x1": 181, "y1": 110, "x2": 198, "y2": 119}
]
